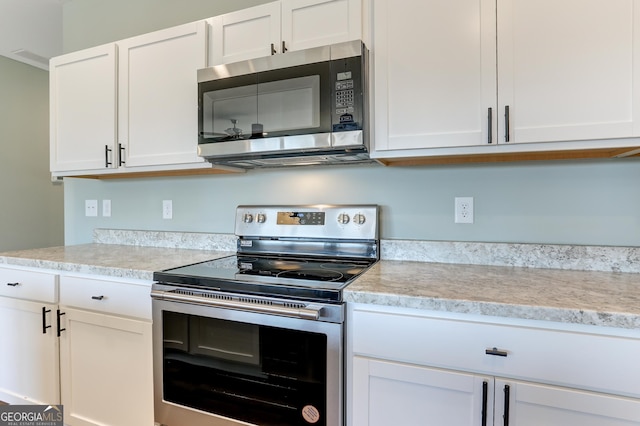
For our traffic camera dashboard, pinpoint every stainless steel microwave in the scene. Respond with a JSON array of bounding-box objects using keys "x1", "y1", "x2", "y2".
[{"x1": 197, "y1": 40, "x2": 371, "y2": 169}]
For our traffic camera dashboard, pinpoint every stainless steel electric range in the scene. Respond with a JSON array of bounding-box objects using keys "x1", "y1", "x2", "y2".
[{"x1": 151, "y1": 205, "x2": 379, "y2": 426}]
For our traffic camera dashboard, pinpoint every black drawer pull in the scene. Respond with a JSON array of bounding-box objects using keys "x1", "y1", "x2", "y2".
[
  {"x1": 481, "y1": 380, "x2": 488, "y2": 426},
  {"x1": 503, "y1": 384, "x2": 511, "y2": 426},
  {"x1": 57, "y1": 310, "x2": 66, "y2": 337},
  {"x1": 91, "y1": 295, "x2": 105, "y2": 300},
  {"x1": 486, "y1": 347, "x2": 508, "y2": 357},
  {"x1": 42, "y1": 307, "x2": 52, "y2": 334},
  {"x1": 105, "y1": 145, "x2": 112, "y2": 167},
  {"x1": 6, "y1": 282, "x2": 20, "y2": 287}
]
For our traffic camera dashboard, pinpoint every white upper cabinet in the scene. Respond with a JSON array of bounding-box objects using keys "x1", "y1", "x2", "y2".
[
  {"x1": 50, "y1": 45, "x2": 117, "y2": 172},
  {"x1": 372, "y1": 0, "x2": 640, "y2": 158},
  {"x1": 208, "y1": 0, "x2": 362, "y2": 65},
  {"x1": 371, "y1": 0, "x2": 497, "y2": 151},
  {"x1": 50, "y1": 21, "x2": 212, "y2": 176},
  {"x1": 497, "y1": 0, "x2": 640, "y2": 144},
  {"x1": 118, "y1": 21, "x2": 207, "y2": 168},
  {"x1": 281, "y1": 0, "x2": 362, "y2": 52},
  {"x1": 209, "y1": 2, "x2": 281, "y2": 65}
]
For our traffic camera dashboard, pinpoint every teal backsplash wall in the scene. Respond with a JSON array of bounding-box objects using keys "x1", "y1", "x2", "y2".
[{"x1": 64, "y1": 160, "x2": 640, "y2": 246}]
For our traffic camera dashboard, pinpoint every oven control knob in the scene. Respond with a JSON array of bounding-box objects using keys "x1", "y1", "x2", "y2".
[
  {"x1": 256, "y1": 213, "x2": 266, "y2": 223},
  {"x1": 353, "y1": 213, "x2": 366, "y2": 225},
  {"x1": 243, "y1": 213, "x2": 254, "y2": 223},
  {"x1": 337, "y1": 213, "x2": 350, "y2": 224}
]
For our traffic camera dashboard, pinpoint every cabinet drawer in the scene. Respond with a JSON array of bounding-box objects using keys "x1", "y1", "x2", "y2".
[
  {"x1": 60, "y1": 275, "x2": 151, "y2": 320},
  {"x1": 351, "y1": 305, "x2": 640, "y2": 398},
  {"x1": 0, "y1": 267, "x2": 57, "y2": 303}
]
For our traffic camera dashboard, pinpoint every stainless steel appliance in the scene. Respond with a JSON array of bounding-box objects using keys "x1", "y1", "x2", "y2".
[
  {"x1": 152, "y1": 205, "x2": 379, "y2": 426},
  {"x1": 197, "y1": 41, "x2": 371, "y2": 169}
]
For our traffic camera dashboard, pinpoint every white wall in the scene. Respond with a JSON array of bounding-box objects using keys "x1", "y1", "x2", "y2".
[
  {"x1": 0, "y1": 56, "x2": 64, "y2": 250},
  {"x1": 60, "y1": 1, "x2": 640, "y2": 248},
  {"x1": 62, "y1": 0, "x2": 273, "y2": 53}
]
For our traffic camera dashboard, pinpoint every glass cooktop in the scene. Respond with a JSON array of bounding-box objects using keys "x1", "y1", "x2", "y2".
[{"x1": 153, "y1": 255, "x2": 375, "y2": 302}]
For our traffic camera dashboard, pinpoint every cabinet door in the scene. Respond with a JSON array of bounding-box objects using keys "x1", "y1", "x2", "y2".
[
  {"x1": 495, "y1": 379, "x2": 640, "y2": 425},
  {"x1": 0, "y1": 298, "x2": 59, "y2": 405},
  {"x1": 118, "y1": 21, "x2": 207, "y2": 168},
  {"x1": 372, "y1": 0, "x2": 497, "y2": 152},
  {"x1": 50, "y1": 44, "x2": 117, "y2": 172},
  {"x1": 497, "y1": 0, "x2": 640, "y2": 144},
  {"x1": 352, "y1": 356, "x2": 493, "y2": 426},
  {"x1": 59, "y1": 307, "x2": 153, "y2": 426},
  {"x1": 281, "y1": 0, "x2": 362, "y2": 52},
  {"x1": 208, "y1": 2, "x2": 281, "y2": 65}
]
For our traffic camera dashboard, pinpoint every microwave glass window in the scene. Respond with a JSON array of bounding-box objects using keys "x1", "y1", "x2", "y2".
[
  {"x1": 257, "y1": 76, "x2": 320, "y2": 133},
  {"x1": 202, "y1": 75, "x2": 321, "y2": 142},
  {"x1": 202, "y1": 83, "x2": 258, "y2": 142}
]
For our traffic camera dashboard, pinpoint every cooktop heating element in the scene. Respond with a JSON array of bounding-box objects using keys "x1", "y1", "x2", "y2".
[{"x1": 154, "y1": 205, "x2": 379, "y2": 302}]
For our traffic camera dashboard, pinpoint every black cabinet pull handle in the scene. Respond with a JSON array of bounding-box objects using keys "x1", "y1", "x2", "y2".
[
  {"x1": 482, "y1": 381, "x2": 488, "y2": 426},
  {"x1": 486, "y1": 347, "x2": 508, "y2": 357},
  {"x1": 503, "y1": 384, "x2": 511, "y2": 426},
  {"x1": 91, "y1": 295, "x2": 105, "y2": 301},
  {"x1": 487, "y1": 107, "x2": 493, "y2": 144},
  {"x1": 105, "y1": 145, "x2": 112, "y2": 167},
  {"x1": 118, "y1": 143, "x2": 125, "y2": 166},
  {"x1": 271, "y1": 43, "x2": 276, "y2": 55},
  {"x1": 504, "y1": 105, "x2": 510, "y2": 142},
  {"x1": 42, "y1": 307, "x2": 52, "y2": 334},
  {"x1": 56, "y1": 310, "x2": 66, "y2": 337},
  {"x1": 6, "y1": 282, "x2": 19, "y2": 287},
  {"x1": 282, "y1": 41, "x2": 288, "y2": 53}
]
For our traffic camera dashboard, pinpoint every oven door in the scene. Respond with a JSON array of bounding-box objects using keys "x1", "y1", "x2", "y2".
[{"x1": 152, "y1": 288, "x2": 343, "y2": 426}]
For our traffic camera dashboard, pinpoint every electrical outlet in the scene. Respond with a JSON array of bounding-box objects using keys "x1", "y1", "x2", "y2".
[
  {"x1": 102, "y1": 200, "x2": 111, "y2": 217},
  {"x1": 163, "y1": 200, "x2": 173, "y2": 220},
  {"x1": 85, "y1": 200, "x2": 98, "y2": 217},
  {"x1": 455, "y1": 197, "x2": 474, "y2": 224}
]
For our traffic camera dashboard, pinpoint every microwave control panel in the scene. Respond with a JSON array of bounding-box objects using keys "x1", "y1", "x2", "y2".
[{"x1": 331, "y1": 55, "x2": 364, "y2": 132}]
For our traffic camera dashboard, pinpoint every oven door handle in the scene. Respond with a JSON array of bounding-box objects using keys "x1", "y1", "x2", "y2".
[{"x1": 151, "y1": 290, "x2": 322, "y2": 320}]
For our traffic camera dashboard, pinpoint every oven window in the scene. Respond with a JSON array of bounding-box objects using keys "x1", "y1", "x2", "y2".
[{"x1": 162, "y1": 311, "x2": 328, "y2": 426}]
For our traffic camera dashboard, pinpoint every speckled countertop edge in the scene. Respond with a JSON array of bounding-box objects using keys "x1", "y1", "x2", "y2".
[
  {"x1": 344, "y1": 261, "x2": 640, "y2": 329},
  {"x1": 2, "y1": 230, "x2": 639, "y2": 329},
  {"x1": 0, "y1": 244, "x2": 233, "y2": 281}
]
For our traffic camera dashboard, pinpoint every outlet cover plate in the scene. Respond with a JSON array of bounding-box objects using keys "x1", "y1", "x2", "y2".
[{"x1": 455, "y1": 197, "x2": 474, "y2": 224}]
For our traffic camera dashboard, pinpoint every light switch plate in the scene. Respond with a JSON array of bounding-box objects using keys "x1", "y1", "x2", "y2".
[{"x1": 102, "y1": 200, "x2": 111, "y2": 217}]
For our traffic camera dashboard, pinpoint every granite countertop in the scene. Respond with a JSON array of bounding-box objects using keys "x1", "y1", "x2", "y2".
[
  {"x1": 0, "y1": 244, "x2": 232, "y2": 281},
  {"x1": 2, "y1": 240, "x2": 639, "y2": 330},
  {"x1": 344, "y1": 260, "x2": 640, "y2": 329}
]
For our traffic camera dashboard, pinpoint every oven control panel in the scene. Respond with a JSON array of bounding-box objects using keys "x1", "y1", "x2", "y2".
[{"x1": 235, "y1": 205, "x2": 378, "y2": 240}]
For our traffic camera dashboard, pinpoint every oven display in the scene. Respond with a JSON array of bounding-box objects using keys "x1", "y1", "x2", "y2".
[{"x1": 277, "y1": 211, "x2": 325, "y2": 225}]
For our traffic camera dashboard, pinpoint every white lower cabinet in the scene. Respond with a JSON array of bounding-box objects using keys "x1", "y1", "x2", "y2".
[
  {"x1": 348, "y1": 303, "x2": 640, "y2": 425},
  {"x1": 352, "y1": 357, "x2": 492, "y2": 426},
  {"x1": 0, "y1": 267, "x2": 59, "y2": 405},
  {"x1": 58, "y1": 275, "x2": 154, "y2": 426},
  {"x1": 496, "y1": 379, "x2": 640, "y2": 426},
  {"x1": 0, "y1": 298, "x2": 59, "y2": 405}
]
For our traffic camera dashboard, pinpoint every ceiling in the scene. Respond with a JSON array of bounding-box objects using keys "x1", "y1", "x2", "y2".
[{"x1": 0, "y1": 0, "x2": 64, "y2": 70}]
